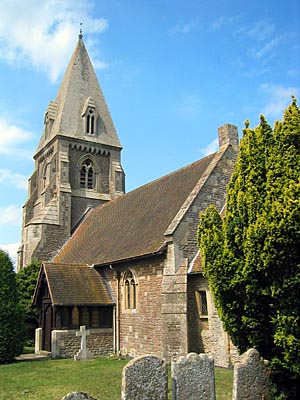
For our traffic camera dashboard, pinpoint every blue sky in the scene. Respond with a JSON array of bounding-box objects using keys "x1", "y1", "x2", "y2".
[{"x1": 0, "y1": 0, "x2": 299, "y2": 264}]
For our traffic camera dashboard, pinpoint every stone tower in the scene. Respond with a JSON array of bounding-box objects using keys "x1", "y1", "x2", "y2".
[{"x1": 18, "y1": 34, "x2": 125, "y2": 270}]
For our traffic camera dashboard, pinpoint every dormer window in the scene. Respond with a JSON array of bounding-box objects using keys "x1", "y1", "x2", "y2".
[
  {"x1": 82, "y1": 97, "x2": 97, "y2": 136},
  {"x1": 80, "y1": 158, "x2": 94, "y2": 189}
]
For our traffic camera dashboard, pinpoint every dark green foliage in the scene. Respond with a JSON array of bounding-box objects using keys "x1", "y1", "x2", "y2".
[
  {"x1": 198, "y1": 99, "x2": 300, "y2": 399},
  {"x1": 0, "y1": 249, "x2": 25, "y2": 362},
  {"x1": 16, "y1": 261, "x2": 41, "y2": 345}
]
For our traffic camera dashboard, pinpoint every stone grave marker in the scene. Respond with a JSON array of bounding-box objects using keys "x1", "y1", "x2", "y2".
[
  {"x1": 74, "y1": 326, "x2": 93, "y2": 361},
  {"x1": 233, "y1": 348, "x2": 270, "y2": 400},
  {"x1": 172, "y1": 352, "x2": 215, "y2": 400},
  {"x1": 122, "y1": 354, "x2": 168, "y2": 400}
]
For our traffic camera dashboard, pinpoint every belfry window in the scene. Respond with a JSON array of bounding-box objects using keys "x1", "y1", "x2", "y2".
[
  {"x1": 124, "y1": 270, "x2": 137, "y2": 310},
  {"x1": 80, "y1": 159, "x2": 94, "y2": 189}
]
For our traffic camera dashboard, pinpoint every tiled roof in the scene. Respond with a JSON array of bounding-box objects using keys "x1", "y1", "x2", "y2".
[
  {"x1": 54, "y1": 153, "x2": 215, "y2": 266},
  {"x1": 189, "y1": 251, "x2": 203, "y2": 273},
  {"x1": 42, "y1": 263, "x2": 114, "y2": 305}
]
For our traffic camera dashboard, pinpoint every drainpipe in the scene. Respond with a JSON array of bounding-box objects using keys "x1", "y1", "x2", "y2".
[{"x1": 110, "y1": 265, "x2": 120, "y2": 354}]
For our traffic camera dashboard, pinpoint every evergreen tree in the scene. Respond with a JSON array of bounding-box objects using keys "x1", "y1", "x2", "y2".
[
  {"x1": 198, "y1": 98, "x2": 300, "y2": 398},
  {"x1": 0, "y1": 249, "x2": 25, "y2": 362},
  {"x1": 16, "y1": 261, "x2": 41, "y2": 345}
]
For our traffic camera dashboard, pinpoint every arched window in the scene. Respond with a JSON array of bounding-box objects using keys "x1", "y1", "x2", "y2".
[
  {"x1": 80, "y1": 159, "x2": 94, "y2": 189},
  {"x1": 124, "y1": 270, "x2": 137, "y2": 310}
]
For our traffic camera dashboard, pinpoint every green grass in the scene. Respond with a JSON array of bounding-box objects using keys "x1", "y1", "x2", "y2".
[
  {"x1": 0, "y1": 357, "x2": 233, "y2": 400},
  {"x1": 215, "y1": 367, "x2": 234, "y2": 400}
]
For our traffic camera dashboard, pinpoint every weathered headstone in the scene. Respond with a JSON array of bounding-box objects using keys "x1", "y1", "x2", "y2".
[
  {"x1": 74, "y1": 326, "x2": 93, "y2": 361},
  {"x1": 61, "y1": 391, "x2": 98, "y2": 400},
  {"x1": 232, "y1": 348, "x2": 270, "y2": 400},
  {"x1": 35, "y1": 327, "x2": 42, "y2": 354},
  {"x1": 122, "y1": 355, "x2": 168, "y2": 400},
  {"x1": 172, "y1": 352, "x2": 215, "y2": 400}
]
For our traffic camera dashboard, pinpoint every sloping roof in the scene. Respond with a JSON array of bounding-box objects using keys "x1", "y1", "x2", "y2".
[
  {"x1": 189, "y1": 251, "x2": 203, "y2": 274},
  {"x1": 35, "y1": 35, "x2": 121, "y2": 156},
  {"x1": 35, "y1": 263, "x2": 114, "y2": 306},
  {"x1": 53, "y1": 153, "x2": 216, "y2": 266}
]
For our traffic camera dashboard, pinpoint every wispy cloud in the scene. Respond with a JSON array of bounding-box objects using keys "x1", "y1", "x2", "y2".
[
  {"x1": 252, "y1": 36, "x2": 283, "y2": 59},
  {"x1": 0, "y1": 169, "x2": 28, "y2": 190},
  {"x1": 169, "y1": 22, "x2": 196, "y2": 35},
  {"x1": 199, "y1": 138, "x2": 219, "y2": 156},
  {"x1": 178, "y1": 94, "x2": 202, "y2": 117},
  {"x1": 211, "y1": 14, "x2": 241, "y2": 30},
  {"x1": 243, "y1": 20, "x2": 275, "y2": 41},
  {"x1": 0, "y1": 116, "x2": 33, "y2": 155},
  {"x1": 261, "y1": 83, "x2": 300, "y2": 119},
  {"x1": 0, "y1": 205, "x2": 22, "y2": 225},
  {"x1": 0, "y1": 0, "x2": 109, "y2": 82}
]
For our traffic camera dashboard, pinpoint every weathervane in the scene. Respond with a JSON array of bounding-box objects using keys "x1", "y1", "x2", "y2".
[{"x1": 79, "y1": 22, "x2": 83, "y2": 39}]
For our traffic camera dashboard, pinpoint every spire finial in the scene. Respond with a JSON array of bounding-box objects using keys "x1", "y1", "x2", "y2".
[{"x1": 79, "y1": 22, "x2": 83, "y2": 39}]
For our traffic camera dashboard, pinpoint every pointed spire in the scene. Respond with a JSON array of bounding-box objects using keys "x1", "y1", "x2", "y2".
[{"x1": 35, "y1": 33, "x2": 122, "y2": 156}]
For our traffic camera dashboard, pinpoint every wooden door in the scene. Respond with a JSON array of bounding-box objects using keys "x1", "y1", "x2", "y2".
[{"x1": 43, "y1": 303, "x2": 53, "y2": 351}]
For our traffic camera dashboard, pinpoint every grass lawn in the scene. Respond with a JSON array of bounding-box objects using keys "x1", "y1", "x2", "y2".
[{"x1": 0, "y1": 357, "x2": 233, "y2": 400}]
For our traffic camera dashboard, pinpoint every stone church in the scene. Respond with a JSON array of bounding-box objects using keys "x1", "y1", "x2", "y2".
[{"x1": 19, "y1": 34, "x2": 240, "y2": 366}]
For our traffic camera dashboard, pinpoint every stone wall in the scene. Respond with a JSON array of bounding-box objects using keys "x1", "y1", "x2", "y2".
[
  {"x1": 187, "y1": 274, "x2": 239, "y2": 367},
  {"x1": 51, "y1": 328, "x2": 113, "y2": 358},
  {"x1": 107, "y1": 256, "x2": 165, "y2": 359}
]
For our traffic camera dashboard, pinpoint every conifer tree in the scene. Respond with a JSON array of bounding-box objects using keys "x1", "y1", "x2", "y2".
[
  {"x1": 17, "y1": 261, "x2": 40, "y2": 345},
  {"x1": 0, "y1": 249, "x2": 25, "y2": 362},
  {"x1": 198, "y1": 98, "x2": 300, "y2": 398}
]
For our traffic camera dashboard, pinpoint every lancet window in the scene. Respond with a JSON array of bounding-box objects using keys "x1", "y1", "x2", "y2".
[{"x1": 124, "y1": 270, "x2": 137, "y2": 310}]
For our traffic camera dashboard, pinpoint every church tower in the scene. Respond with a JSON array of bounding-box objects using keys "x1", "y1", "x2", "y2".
[{"x1": 18, "y1": 33, "x2": 125, "y2": 270}]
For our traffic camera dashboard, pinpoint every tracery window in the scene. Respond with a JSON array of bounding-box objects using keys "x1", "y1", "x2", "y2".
[
  {"x1": 124, "y1": 270, "x2": 137, "y2": 310},
  {"x1": 80, "y1": 159, "x2": 94, "y2": 189}
]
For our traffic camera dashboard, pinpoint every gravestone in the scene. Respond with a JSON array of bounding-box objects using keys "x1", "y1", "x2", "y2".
[
  {"x1": 74, "y1": 326, "x2": 93, "y2": 361},
  {"x1": 122, "y1": 355, "x2": 168, "y2": 400},
  {"x1": 232, "y1": 348, "x2": 270, "y2": 400},
  {"x1": 172, "y1": 353, "x2": 215, "y2": 400},
  {"x1": 61, "y1": 391, "x2": 98, "y2": 400}
]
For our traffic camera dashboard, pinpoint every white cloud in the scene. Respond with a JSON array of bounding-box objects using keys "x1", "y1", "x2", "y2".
[
  {"x1": 0, "y1": 116, "x2": 33, "y2": 155},
  {"x1": 261, "y1": 83, "x2": 300, "y2": 119},
  {"x1": 199, "y1": 138, "x2": 219, "y2": 156},
  {"x1": 169, "y1": 22, "x2": 194, "y2": 35},
  {"x1": 253, "y1": 36, "x2": 282, "y2": 59},
  {"x1": 0, "y1": 205, "x2": 22, "y2": 226},
  {"x1": 0, "y1": 169, "x2": 28, "y2": 190},
  {"x1": 0, "y1": 0, "x2": 109, "y2": 82},
  {"x1": 0, "y1": 242, "x2": 20, "y2": 268},
  {"x1": 243, "y1": 20, "x2": 275, "y2": 41},
  {"x1": 211, "y1": 14, "x2": 241, "y2": 31}
]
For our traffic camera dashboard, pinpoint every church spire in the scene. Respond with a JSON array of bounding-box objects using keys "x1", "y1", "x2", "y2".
[{"x1": 35, "y1": 33, "x2": 122, "y2": 156}]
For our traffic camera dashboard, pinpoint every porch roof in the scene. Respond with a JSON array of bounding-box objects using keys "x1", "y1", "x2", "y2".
[{"x1": 34, "y1": 263, "x2": 114, "y2": 306}]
